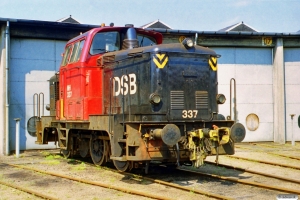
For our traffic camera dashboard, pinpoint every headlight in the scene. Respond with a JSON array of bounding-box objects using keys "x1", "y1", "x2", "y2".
[
  {"x1": 216, "y1": 94, "x2": 226, "y2": 104},
  {"x1": 149, "y1": 93, "x2": 161, "y2": 105},
  {"x1": 182, "y1": 38, "x2": 194, "y2": 49}
]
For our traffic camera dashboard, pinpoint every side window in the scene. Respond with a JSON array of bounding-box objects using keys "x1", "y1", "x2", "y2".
[
  {"x1": 70, "y1": 40, "x2": 85, "y2": 63},
  {"x1": 76, "y1": 40, "x2": 85, "y2": 61},
  {"x1": 138, "y1": 35, "x2": 156, "y2": 47},
  {"x1": 69, "y1": 42, "x2": 79, "y2": 63},
  {"x1": 90, "y1": 32, "x2": 120, "y2": 55},
  {"x1": 61, "y1": 45, "x2": 72, "y2": 66}
]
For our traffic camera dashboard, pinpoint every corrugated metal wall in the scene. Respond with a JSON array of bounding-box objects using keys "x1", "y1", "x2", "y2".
[{"x1": 9, "y1": 38, "x2": 66, "y2": 150}]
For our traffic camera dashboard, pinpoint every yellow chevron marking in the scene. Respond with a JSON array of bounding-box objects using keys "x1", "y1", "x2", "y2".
[
  {"x1": 153, "y1": 54, "x2": 168, "y2": 69},
  {"x1": 209, "y1": 57, "x2": 217, "y2": 71},
  {"x1": 156, "y1": 54, "x2": 165, "y2": 60}
]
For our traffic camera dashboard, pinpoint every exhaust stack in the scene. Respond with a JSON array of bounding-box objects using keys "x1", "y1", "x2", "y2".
[{"x1": 122, "y1": 27, "x2": 138, "y2": 50}]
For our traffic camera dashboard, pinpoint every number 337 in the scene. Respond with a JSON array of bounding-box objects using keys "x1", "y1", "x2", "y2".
[{"x1": 182, "y1": 110, "x2": 198, "y2": 118}]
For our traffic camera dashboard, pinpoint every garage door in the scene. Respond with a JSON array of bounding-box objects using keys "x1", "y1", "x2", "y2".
[
  {"x1": 284, "y1": 48, "x2": 300, "y2": 142},
  {"x1": 9, "y1": 38, "x2": 66, "y2": 150},
  {"x1": 212, "y1": 47, "x2": 273, "y2": 142}
]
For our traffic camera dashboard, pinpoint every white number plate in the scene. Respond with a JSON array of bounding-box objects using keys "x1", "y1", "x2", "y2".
[{"x1": 182, "y1": 110, "x2": 198, "y2": 118}]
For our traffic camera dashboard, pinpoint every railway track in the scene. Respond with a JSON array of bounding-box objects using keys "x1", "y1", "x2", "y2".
[
  {"x1": 2, "y1": 143, "x2": 299, "y2": 199},
  {"x1": 177, "y1": 167, "x2": 300, "y2": 195},
  {"x1": 0, "y1": 175, "x2": 58, "y2": 200},
  {"x1": 135, "y1": 142, "x2": 299, "y2": 198},
  {"x1": 248, "y1": 142, "x2": 300, "y2": 150},
  {"x1": 0, "y1": 158, "x2": 231, "y2": 200},
  {"x1": 194, "y1": 143, "x2": 300, "y2": 197},
  {"x1": 228, "y1": 144, "x2": 300, "y2": 170},
  {"x1": 236, "y1": 144, "x2": 300, "y2": 159},
  {"x1": 1, "y1": 162, "x2": 171, "y2": 200},
  {"x1": 153, "y1": 160, "x2": 300, "y2": 199},
  {"x1": 203, "y1": 161, "x2": 300, "y2": 193},
  {"x1": 122, "y1": 170, "x2": 232, "y2": 200},
  {"x1": 204, "y1": 161, "x2": 300, "y2": 185},
  {"x1": 228, "y1": 155, "x2": 300, "y2": 170}
]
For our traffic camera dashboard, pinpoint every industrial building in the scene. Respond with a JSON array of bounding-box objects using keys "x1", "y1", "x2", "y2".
[{"x1": 0, "y1": 17, "x2": 299, "y2": 155}]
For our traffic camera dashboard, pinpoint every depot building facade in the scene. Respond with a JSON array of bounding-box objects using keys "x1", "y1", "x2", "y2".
[{"x1": 0, "y1": 17, "x2": 300, "y2": 155}]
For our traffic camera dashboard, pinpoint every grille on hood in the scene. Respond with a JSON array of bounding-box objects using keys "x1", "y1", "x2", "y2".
[
  {"x1": 195, "y1": 91, "x2": 208, "y2": 109},
  {"x1": 103, "y1": 55, "x2": 115, "y2": 63},
  {"x1": 170, "y1": 91, "x2": 184, "y2": 110}
]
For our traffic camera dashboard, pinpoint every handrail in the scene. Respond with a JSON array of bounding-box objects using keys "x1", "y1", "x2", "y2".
[
  {"x1": 33, "y1": 93, "x2": 44, "y2": 118},
  {"x1": 109, "y1": 77, "x2": 115, "y2": 134},
  {"x1": 33, "y1": 93, "x2": 38, "y2": 117},
  {"x1": 39, "y1": 92, "x2": 44, "y2": 117},
  {"x1": 230, "y1": 78, "x2": 237, "y2": 121}
]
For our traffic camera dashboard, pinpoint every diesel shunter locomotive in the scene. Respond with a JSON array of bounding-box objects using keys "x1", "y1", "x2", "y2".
[{"x1": 34, "y1": 24, "x2": 246, "y2": 172}]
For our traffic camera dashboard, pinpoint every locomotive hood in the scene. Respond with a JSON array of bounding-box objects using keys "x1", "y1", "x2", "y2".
[{"x1": 99, "y1": 42, "x2": 220, "y2": 65}]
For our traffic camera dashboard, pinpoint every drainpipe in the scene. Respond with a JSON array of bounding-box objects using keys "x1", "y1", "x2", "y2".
[{"x1": 5, "y1": 21, "x2": 10, "y2": 155}]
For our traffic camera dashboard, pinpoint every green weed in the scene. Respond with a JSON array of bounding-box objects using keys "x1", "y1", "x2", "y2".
[
  {"x1": 41, "y1": 160, "x2": 60, "y2": 165},
  {"x1": 72, "y1": 162, "x2": 86, "y2": 171}
]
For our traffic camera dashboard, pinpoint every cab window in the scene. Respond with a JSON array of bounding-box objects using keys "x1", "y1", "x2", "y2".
[
  {"x1": 90, "y1": 32, "x2": 120, "y2": 55},
  {"x1": 138, "y1": 35, "x2": 156, "y2": 47},
  {"x1": 61, "y1": 45, "x2": 72, "y2": 66},
  {"x1": 70, "y1": 40, "x2": 85, "y2": 63}
]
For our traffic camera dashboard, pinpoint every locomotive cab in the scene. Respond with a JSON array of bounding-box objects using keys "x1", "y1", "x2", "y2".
[{"x1": 55, "y1": 26, "x2": 162, "y2": 121}]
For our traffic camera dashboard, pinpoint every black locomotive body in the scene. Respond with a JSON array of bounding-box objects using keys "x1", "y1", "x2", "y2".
[{"x1": 100, "y1": 41, "x2": 244, "y2": 171}]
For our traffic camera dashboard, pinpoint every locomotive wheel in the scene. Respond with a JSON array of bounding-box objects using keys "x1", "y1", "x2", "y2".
[
  {"x1": 62, "y1": 150, "x2": 71, "y2": 158},
  {"x1": 90, "y1": 135, "x2": 106, "y2": 166},
  {"x1": 79, "y1": 138, "x2": 90, "y2": 158},
  {"x1": 113, "y1": 160, "x2": 130, "y2": 172},
  {"x1": 61, "y1": 136, "x2": 73, "y2": 158}
]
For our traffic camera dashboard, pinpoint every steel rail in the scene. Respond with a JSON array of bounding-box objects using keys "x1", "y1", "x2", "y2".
[
  {"x1": 0, "y1": 179, "x2": 58, "y2": 200},
  {"x1": 82, "y1": 162, "x2": 233, "y2": 200},
  {"x1": 236, "y1": 145, "x2": 300, "y2": 161},
  {"x1": 8, "y1": 163, "x2": 171, "y2": 200},
  {"x1": 7, "y1": 152, "x2": 232, "y2": 200},
  {"x1": 178, "y1": 168, "x2": 300, "y2": 195},
  {"x1": 247, "y1": 143, "x2": 300, "y2": 150},
  {"x1": 205, "y1": 161, "x2": 300, "y2": 185},
  {"x1": 121, "y1": 171, "x2": 234, "y2": 200},
  {"x1": 76, "y1": 158, "x2": 233, "y2": 200},
  {"x1": 227, "y1": 155, "x2": 300, "y2": 170}
]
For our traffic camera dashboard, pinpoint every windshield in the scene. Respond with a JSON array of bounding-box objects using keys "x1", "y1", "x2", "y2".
[
  {"x1": 90, "y1": 32, "x2": 120, "y2": 55},
  {"x1": 138, "y1": 34, "x2": 156, "y2": 47}
]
